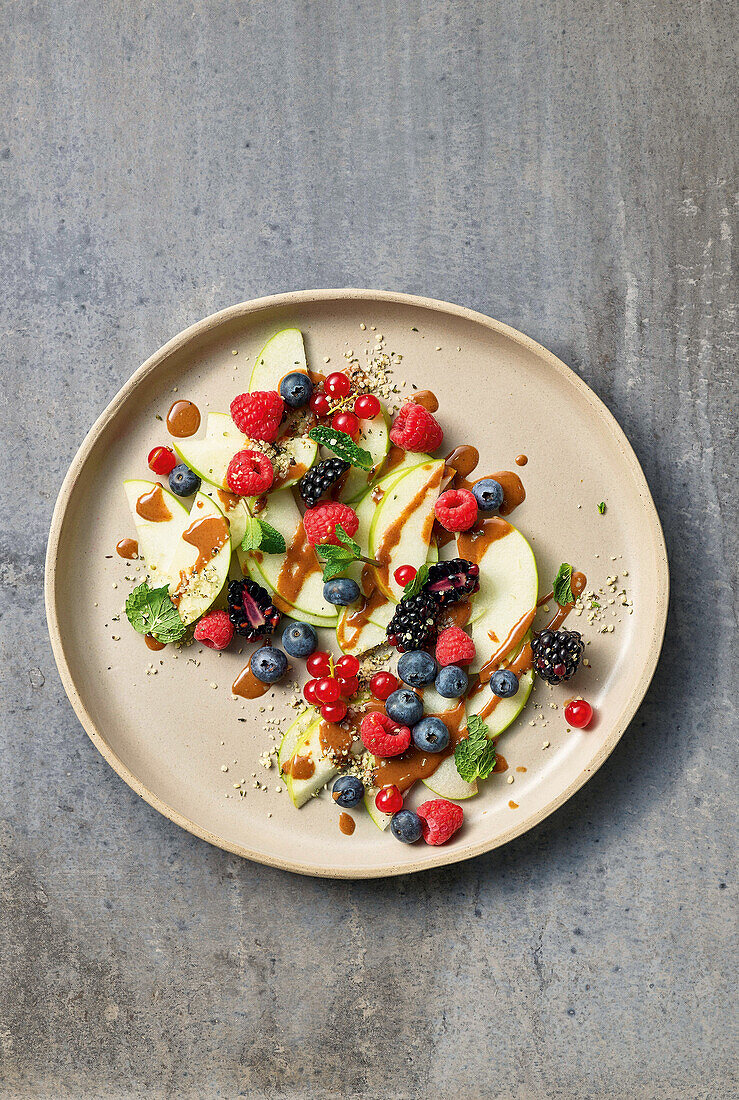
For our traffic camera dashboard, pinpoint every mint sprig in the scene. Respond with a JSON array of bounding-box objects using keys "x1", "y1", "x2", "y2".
[
  {"x1": 401, "y1": 563, "x2": 430, "y2": 599},
  {"x1": 241, "y1": 516, "x2": 286, "y2": 555},
  {"x1": 552, "y1": 562, "x2": 575, "y2": 607},
  {"x1": 454, "y1": 714, "x2": 497, "y2": 782},
  {"x1": 125, "y1": 582, "x2": 186, "y2": 644},
  {"x1": 314, "y1": 524, "x2": 379, "y2": 581},
  {"x1": 309, "y1": 425, "x2": 373, "y2": 470}
]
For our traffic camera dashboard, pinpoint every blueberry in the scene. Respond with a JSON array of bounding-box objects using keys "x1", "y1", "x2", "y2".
[
  {"x1": 280, "y1": 371, "x2": 314, "y2": 408},
  {"x1": 411, "y1": 716, "x2": 450, "y2": 753},
  {"x1": 397, "y1": 650, "x2": 437, "y2": 687},
  {"x1": 169, "y1": 463, "x2": 201, "y2": 497},
  {"x1": 385, "y1": 688, "x2": 424, "y2": 726},
  {"x1": 332, "y1": 775, "x2": 364, "y2": 808},
  {"x1": 435, "y1": 664, "x2": 469, "y2": 698},
  {"x1": 282, "y1": 621, "x2": 318, "y2": 658},
  {"x1": 490, "y1": 669, "x2": 519, "y2": 698},
  {"x1": 472, "y1": 478, "x2": 504, "y2": 512},
  {"x1": 390, "y1": 808, "x2": 423, "y2": 844},
  {"x1": 323, "y1": 578, "x2": 361, "y2": 606},
  {"x1": 250, "y1": 646, "x2": 288, "y2": 684}
]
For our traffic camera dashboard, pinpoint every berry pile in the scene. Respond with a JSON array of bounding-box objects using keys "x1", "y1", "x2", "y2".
[
  {"x1": 307, "y1": 371, "x2": 383, "y2": 441},
  {"x1": 303, "y1": 652, "x2": 360, "y2": 722}
]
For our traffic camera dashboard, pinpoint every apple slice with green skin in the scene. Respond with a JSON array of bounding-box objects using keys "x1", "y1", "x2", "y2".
[
  {"x1": 465, "y1": 640, "x2": 535, "y2": 733},
  {"x1": 237, "y1": 488, "x2": 338, "y2": 628},
  {"x1": 340, "y1": 409, "x2": 391, "y2": 504},
  {"x1": 173, "y1": 412, "x2": 317, "y2": 493},
  {"x1": 419, "y1": 685, "x2": 478, "y2": 800},
  {"x1": 461, "y1": 520, "x2": 538, "y2": 668},
  {"x1": 248, "y1": 328, "x2": 308, "y2": 392},
  {"x1": 368, "y1": 459, "x2": 444, "y2": 601},
  {"x1": 282, "y1": 719, "x2": 358, "y2": 808},
  {"x1": 278, "y1": 706, "x2": 319, "y2": 771},
  {"x1": 123, "y1": 482, "x2": 231, "y2": 625}
]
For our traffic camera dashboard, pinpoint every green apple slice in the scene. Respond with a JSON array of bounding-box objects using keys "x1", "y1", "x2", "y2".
[
  {"x1": 283, "y1": 719, "x2": 345, "y2": 808},
  {"x1": 173, "y1": 412, "x2": 316, "y2": 493},
  {"x1": 463, "y1": 521, "x2": 538, "y2": 669},
  {"x1": 237, "y1": 488, "x2": 338, "y2": 627},
  {"x1": 368, "y1": 459, "x2": 444, "y2": 601},
  {"x1": 248, "y1": 328, "x2": 308, "y2": 392},
  {"x1": 466, "y1": 662, "x2": 535, "y2": 735},
  {"x1": 123, "y1": 481, "x2": 231, "y2": 625},
  {"x1": 415, "y1": 686, "x2": 478, "y2": 800},
  {"x1": 278, "y1": 706, "x2": 319, "y2": 770},
  {"x1": 340, "y1": 409, "x2": 391, "y2": 503}
]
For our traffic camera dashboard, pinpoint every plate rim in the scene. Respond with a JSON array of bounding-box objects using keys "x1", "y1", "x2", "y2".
[{"x1": 45, "y1": 288, "x2": 670, "y2": 879}]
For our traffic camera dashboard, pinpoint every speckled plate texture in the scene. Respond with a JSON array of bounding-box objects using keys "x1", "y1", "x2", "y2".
[{"x1": 45, "y1": 290, "x2": 669, "y2": 878}]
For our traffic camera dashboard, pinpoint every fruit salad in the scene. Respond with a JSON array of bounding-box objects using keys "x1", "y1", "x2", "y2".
[{"x1": 120, "y1": 328, "x2": 594, "y2": 847}]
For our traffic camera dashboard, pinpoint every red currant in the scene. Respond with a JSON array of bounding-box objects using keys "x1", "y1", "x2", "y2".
[
  {"x1": 306, "y1": 651, "x2": 331, "y2": 677},
  {"x1": 147, "y1": 446, "x2": 177, "y2": 476},
  {"x1": 315, "y1": 677, "x2": 341, "y2": 703},
  {"x1": 321, "y1": 701, "x2": 348, "y2": 723},
  {"x1": 354, "y1": 393, "x2": 381, "y2": 419},
  {"x1": 332, "y1": 411, "x2": 360, "y2": 440},
  {"x1": 370, "y1": 671, "x2": 399, "y2": 701},
  {"x1": 375, "y1": 785, "x2": 403, "y2": 814},
  {"x1": 564, "y1": 698, "x2": 594, "y2": 729},
  {"x1": 325, "y1": 372, "x2": 352, "y2": 398},
  {"x1": 337, "y1": 675, "x2": 359, "y2": 698},
  {"x1": 303, "y1": 679, "x2": 319, "y2": 704},
  {"x1": 309, "y1": 392, "x2": 331, "y2": 416},
  {"x1": 393, "y1": 565, "x2": 417, "y2": 587},
  {"x1": 335, "y1": 654, "x2": 360, "y2": 677}
]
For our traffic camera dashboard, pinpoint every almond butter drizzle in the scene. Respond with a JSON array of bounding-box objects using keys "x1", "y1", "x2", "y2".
[
  {"x1": 135, "y1": 484, "x2": 172, "y2": 523},
  {"x1": 282, "y1": 752, "x2": 315, "y2": 779},
  {"x1": 116, "y1": 537, "x2": 138, "y2": 559},
  {"x1": 537, "y1": 571, "x2": 587, "y2": 629},
  {"x1": 318, "y1": 721, "x2": 354, "y2": 763},
  {"x1": 374, "y1": 465, "x2": 443, "y2": 591},
  {"x1": 274, "y1": 462, "x2": 308, "y2": 492},
  {"x1": 216, "y1": 488, "x2": 240, "y2": 512},
  {"x1": 181, "y1": 514, "x2": 229, "y2": 573},
  {"x1": 339, "y1": 812, "x2": 355, "y2": 835},
  {"x1": 493, "y1": 752, "x2": 509, "y2": 773},
  {"x1": 438, "y1": 599, "x2": 472, "y2": 630},
  {"x1": 231, "y1": 665, "x2": 271, "y2": 700},
  {"x1": 144, "y1": 634, "x2": 165, "y2": 651},
  {"x1": 272, "y1": 521, "x2": 322, "y2": 610},
  {"x1": 410, "y1": 389, "x2": 439, "y2": 412},
  {"x1": 457, "y1": 515, "x2": 513, "y2": 564},
  {"x1": 515, "y1": 454, "x2": 528, "y2": 466},
  {"x1": 166, "y1": 399, "x2": 201, "y2": 438},
  {"x1": 508, "y1": 800, "x2": 519, "y2": 809}
]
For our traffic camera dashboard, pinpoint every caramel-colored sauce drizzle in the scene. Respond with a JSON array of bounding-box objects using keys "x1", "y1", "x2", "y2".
[
  {"x1": 515, "y1": 454, "x2": 528, "y2": 467},
  {"x1": 339, "y1": 812, "x2": 356, "y2": 835},
  {"x1": 216, "y1": 488, "x2": 240, "y2": 512},
  {"x1": 537, "y1": 571, "x2": 587, "y2": 628},
  {"x1": 318, "y1": 721, "x2": 354, "y2": 763},
  {"x1": 274, "y1": 461, "x2": 308, "y2": 492},
  {"x1": 283, "y1": 752, "x2": 315, "y2": 779},
  {"x1": 116, "y1": 537, "x2": 138, "y2": 559},
  {"x1": 144, "y1": 634, "x2": 165, "y2": 651},
  {"x1": 136, "y1": 484, "x2": 172, "y2": 523},
  {"x1": 373, "y1": 700, "x2": 467, "y2": 792},
  {"x1": 457, "y1": 515, "x2": 513, "y2": 564},
  {"x1": 508, "y1": 800, "x2": 519, "y2": 809},
  {"x1": 493, "y1": 752, "x2": 509, "y2": 774},
  {"x1": 438, "y1": 598, "x2": 472, "y2": 631},
  {"x1": 272, "y1": 521, "x2": 322, "y2": 611},
  {"x1": 410, "y1": 390, "x2": 439, "y2": 412},
  {"x1": 166, "y1": 399, "x2": 201, "y2": 438},
  {"x1": 232, "y1": 665, "x2": 272, "y2": 700},
  {"x1": 182, "y1": 514, "x2": 229, "y2": 573}
]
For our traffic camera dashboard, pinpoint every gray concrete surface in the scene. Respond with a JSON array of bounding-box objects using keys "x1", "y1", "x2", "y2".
[{"x1": 1, "y1": 1, "x2": 736, "y2": 1097}]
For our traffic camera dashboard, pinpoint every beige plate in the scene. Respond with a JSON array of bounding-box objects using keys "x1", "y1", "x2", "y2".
[{"x1": 45, "y1": 290, "x2": 668, "y2": 878}]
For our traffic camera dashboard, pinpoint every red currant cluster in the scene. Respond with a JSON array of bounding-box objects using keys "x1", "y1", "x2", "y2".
[
  {"x1": 308, "y1": 372, "x2": 381, "y2": 441},
  {"x1": 365, "y1": 669, "x2": 405, "y2": 814},
  {"x1": 303, "y1": 651, "x2": 360, "y2": 722}
]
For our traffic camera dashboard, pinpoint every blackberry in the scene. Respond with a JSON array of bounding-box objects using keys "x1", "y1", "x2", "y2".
[
  {"x1": 299, "y1": 458, "x2": 350, "y2": 507},
  {"x1": 424, "y1": 558, "x2": 480, "y2": 606},
  {"x1": 531, "y1": 628, "x2": 584, "y2": 685},
  {"x1": 386, "y1": 591, "x2": 438, "y2": 652},
  {"x1": 227, "y1": 579, "x2": 281, "y2": 641}
]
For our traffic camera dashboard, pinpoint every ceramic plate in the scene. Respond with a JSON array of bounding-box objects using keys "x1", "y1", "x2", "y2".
[{"x1": 45, "y1": 290, "x2": 668, "y2": 878}]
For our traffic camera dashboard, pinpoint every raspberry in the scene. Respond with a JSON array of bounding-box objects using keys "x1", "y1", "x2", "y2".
[
  {"x1": 226, "y1": 450, "x2": 274, "y2": 495},
  {"x1": 360, "y1": 712, "x2": 411, "y2": 757},
  {"x1": 434, "y1": 488, "x2": 478, "y2": 532},
  {"x1": 230, "y1": 390, "x2": 284, "y2": 442},
  {"x1": 389, "y1": 402, "x2": 444, "y2": 453},
  {"x1": 416, "y1": 799, "x2": 464, "y2": 845},
  {"x1": 193, "y1": 609, "x2": 234, "y2": 650},
  {"x1": 303, "y1": 502, "x2": 359, "y2": 546},
  {"x1": 435, "y1": 626, "x2": 476, "y2": 666}
]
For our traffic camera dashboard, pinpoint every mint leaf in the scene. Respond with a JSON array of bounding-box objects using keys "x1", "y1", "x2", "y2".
[
  {"x1": 309, "y1": 426, "x2": 373, "y2": 470},
  {"x1": 465, "y1": 713, "x2": 489, "y2": 745},
  {"x1": 477, "y1": 741, "x2": 497, "y2": 779},
  {"x1": 402, "y1": 562, "x2": 430, "y2": 599},
  {"x1": 334, "y1": 524, "x2": 361, "y2": 556},
  {"x1": 125, "y1": 582, "x2": 185, "y2": 644},
  {"x1": 598, "y1": 501, "x2": 606, "y2": 514},
  {"x1": 553, "y1": 562, "x2": 574, "y2": 607},
  {"x1": 453, "y1": 740, "x2": 479, "y2": 783},
  {"x1": 314, "y1": 544, "x2": 353, "y2": 563},
  {"x1": 257, "y1": 519, "x2": 286, "y2": 554},
  {"x1": 241, "y1": 515, "x2": 263, "y2": 553},
  {"x1": 321, "y1": 559, "x2": 351, "y2": 582}
]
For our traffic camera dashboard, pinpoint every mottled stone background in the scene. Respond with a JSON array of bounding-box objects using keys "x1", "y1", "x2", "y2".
[{"x1": 1, "y1": 1, "x2": 736, "y2": 1097}]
